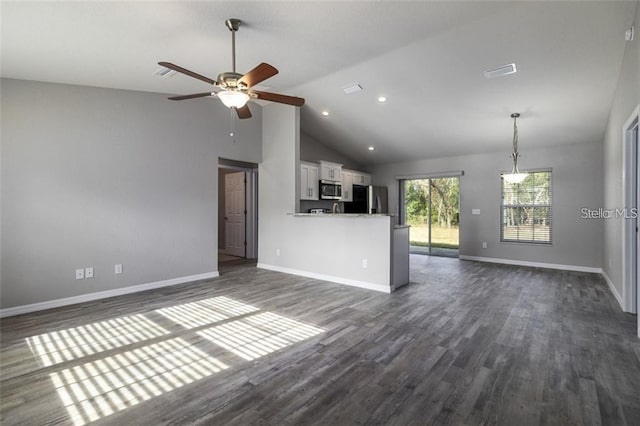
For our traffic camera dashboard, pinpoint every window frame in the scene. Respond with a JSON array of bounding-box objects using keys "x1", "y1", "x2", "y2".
[{"x1": 500, "y1": 169, "x2": 553, "y2": 245}]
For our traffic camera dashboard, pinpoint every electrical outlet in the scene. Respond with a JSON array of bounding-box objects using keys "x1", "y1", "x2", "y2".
[
  {"x1": 115, "y1": 264, "x2": 123, "y2": 274},
  {"x1": 276, "y1": 248, "x2": 280, "y2": 257},
  {"x1": 482, "y1": 242, "x2": 488, "y2": 248},
  {"x1": 75, "y1": 269, "x2": 84, "y2": 280},
  {"x1": 85, "y1": 267, "x2": 94, "y2": 278},
  {"x1": 362, "y1": 259, "x2": 368, "y2": 268}
]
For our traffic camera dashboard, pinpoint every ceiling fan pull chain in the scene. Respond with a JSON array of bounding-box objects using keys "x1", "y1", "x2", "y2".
[
  {"x1": 512, "y1": 114, "x2": 519, "y2": 154},
  {"x1": 230, "y1": 108, "x2": 236, "y2": 143}
]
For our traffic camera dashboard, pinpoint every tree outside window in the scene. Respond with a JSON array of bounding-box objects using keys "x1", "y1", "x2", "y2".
[{"x1": 501, "y1": 170, "x2": 552, "y2": 243}]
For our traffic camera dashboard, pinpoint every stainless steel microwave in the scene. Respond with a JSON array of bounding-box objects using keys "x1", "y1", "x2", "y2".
[{"x1": 319, "y1": 180, "x2": 342, "y2": 200}]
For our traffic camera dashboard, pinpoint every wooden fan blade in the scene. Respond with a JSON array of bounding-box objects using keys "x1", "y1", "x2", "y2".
[
  {"x1": 158, "y1": 62, "x2": 217, "y2": 86},
  {"x1": 168, "y1": 92, "x2": 213, "y2": 101},
  {"x1": 252, "y1": 90, "x2": 305, "y2": 107},
  {"x1": 235, "y1": 104, "x2": 252, "y2": 119},
  {"x1": 238, "y1": 63, "x2": 278, "y2": 88}
]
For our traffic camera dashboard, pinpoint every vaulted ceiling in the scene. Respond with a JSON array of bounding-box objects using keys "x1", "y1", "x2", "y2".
[{"x1": 2, "y1": 1, "x2": 636, "y2": 165}]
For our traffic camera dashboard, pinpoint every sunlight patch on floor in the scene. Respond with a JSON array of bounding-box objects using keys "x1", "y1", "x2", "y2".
[
  {"x1": 25, "y1": 296, "x2": 324, "y2": 425},
  {"x1": 49, "y1": 338, "x2": 228, "y2": 426},
  {"x1": 197, "y1": 311, "x2": 324, "y2": 361},
  {"x1": 155, "y1": 296, "x2": 259, "y2": 329},
  {"x1": 26, "y1": 314, "x2": 170, "y2": 366}
]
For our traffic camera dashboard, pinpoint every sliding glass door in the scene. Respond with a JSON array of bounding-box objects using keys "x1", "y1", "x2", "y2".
[{"x1": 402, "y1": 176, "x2": 460, "y2": 257}]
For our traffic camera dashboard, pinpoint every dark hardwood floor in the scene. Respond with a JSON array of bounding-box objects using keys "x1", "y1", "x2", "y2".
[{"x1": 1, "y1": 255, "x2": 639, "y2": 425}]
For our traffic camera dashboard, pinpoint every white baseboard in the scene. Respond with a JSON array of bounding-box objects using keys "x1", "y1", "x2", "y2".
[
  {"x1": 458, "y1": 255, "x2": 603, "y2": 274},
  {"x1": 0, "y1": 271, "x2": 219, "y2": 318},
  {"x1": 257, "y1": 263, "x2": 391, "y2": 294},
  {"x1": 601, "y1": 270, "x2": 625, "y2": 311}
]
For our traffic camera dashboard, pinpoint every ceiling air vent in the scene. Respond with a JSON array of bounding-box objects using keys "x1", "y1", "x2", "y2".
[
  {"x1": 343, "y1": 83, "x2": 363, "y2": 94},
  {"x1": 154, "y1": 66, "x2": 177, "y2": 78},
  {"x1": 484, "y1": 63, "x2": 517, "y2": 79}
]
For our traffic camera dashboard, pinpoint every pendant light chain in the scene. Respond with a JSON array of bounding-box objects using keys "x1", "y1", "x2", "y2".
[
  {"x1": 512, "y1": 115, "x2": 519, "y2": 155},
  {"x1": 230, "y1": 108, "x2": 236, "y2": 143},
  {"x1": 502, "y1": 112, "x2": 528, "y2": 184},
  {"x1": 511, "y1": 114, "x2": 520, "y2": 167}
]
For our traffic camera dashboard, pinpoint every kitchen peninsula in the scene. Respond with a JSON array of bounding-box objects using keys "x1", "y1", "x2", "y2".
[
  {"x1": 264, "y1": 213, "x2": 410, "y2": 293},
  {"x1": 258, "y1": 104, "x2": 409, "y2": 294}
]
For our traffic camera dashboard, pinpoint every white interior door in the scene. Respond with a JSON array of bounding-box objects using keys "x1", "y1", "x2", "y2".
[{"x1": 225, "y1": 171, "x2": 246, "y2": 257}]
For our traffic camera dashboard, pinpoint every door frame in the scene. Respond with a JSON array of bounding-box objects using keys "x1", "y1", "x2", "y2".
[
  {"x1": 622, "y1": 105, "x2": 639, "y2": 323},
  {"x1": 218, "y1": 159, "x2": 259, "y2": 259},
  {"x1": 397, "y1": 170, "x2": 464, "y2": 257}
]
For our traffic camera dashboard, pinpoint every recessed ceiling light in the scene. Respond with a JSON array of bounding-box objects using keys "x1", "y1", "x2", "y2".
[
  {"x1": 322, "y1": 111, "x2": 330, "y2": 117},
  {"x1": 377, "y1": 96, "x2": 387, "y2": 103},
  {"x1": 368, "y1": 146, "x2": 375, "y2": 151},
  {"x1": 484, "y1": 63, "x2": 517, "y2": 79}
]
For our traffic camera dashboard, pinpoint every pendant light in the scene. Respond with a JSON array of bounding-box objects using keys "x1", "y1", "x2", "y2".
[{"x1": 502, "y1": 113, "x2": 528, "y2": 184}]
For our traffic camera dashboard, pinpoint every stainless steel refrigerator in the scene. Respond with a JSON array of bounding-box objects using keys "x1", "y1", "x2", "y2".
[{"x1": 344, "y1": 185, "x2": 388, "y2": 214}]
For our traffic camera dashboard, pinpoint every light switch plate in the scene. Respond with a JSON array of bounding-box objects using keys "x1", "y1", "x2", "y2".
[
  {"x1": 75, "y1": 269, "x2": 84, "y2": 280},
  {"x1": 85, "y1": 267, "x2": 94, "y2": 278}
]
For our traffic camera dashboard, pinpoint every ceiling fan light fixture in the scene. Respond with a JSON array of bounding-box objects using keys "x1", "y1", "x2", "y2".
[{"x1": 217, "y1": 90, "x2": 250, "y2": 109}]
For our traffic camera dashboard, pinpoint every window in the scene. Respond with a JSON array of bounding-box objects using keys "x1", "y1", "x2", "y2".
[{"x1": 501, "y1": 170, "x2": 552, "y2": 243}]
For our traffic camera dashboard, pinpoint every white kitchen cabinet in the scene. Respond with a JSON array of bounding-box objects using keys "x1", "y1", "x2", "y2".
[
  {"x1": 342, "y1": 170, "x2": 354, "y2": 202},
  {"x1": 352, "y1": 172, "x2": 372, "y2": 186},
  {"x1": 300, "y1": 162, "x2": 319, "y2": 200},
  {"x1": 319, "y1": 161, "x2": 342, "y2": 182}
]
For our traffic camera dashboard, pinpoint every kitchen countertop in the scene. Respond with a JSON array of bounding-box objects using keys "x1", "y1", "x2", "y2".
[{"x1": 289, "y1": 213, "x2": 397, "y2": 217}]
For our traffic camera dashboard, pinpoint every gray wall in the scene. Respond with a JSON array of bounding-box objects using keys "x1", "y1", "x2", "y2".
[
  {"x1": 1, "y1": 78, "x2": 262, "y2": 309},
  {"x1": 371, "y1": 142, "x2": 604, "y2": 269},
  {"x1": 602, "y1": 2, "x2": 639, "y2": 298},
  {"x1": 258, "y1": 103, "x2": 300, "y2": 262},
  {"x1": 300, "y1": 131, "x2": 364, "y2": 170}
]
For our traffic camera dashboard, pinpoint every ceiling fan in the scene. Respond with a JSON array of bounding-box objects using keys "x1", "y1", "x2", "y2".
[{"x1": 158, "y1": 18, "x2": 305, "y2": 119}]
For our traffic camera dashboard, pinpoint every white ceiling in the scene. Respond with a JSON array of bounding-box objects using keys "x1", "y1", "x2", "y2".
[{"x1": 2, "y1": 1, "x2": 636, "y2": 165}]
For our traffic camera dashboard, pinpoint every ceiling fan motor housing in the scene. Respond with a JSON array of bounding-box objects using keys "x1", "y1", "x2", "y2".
[{"x1": 217, "y1": 72, "x2": 247, "y2": 90}]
